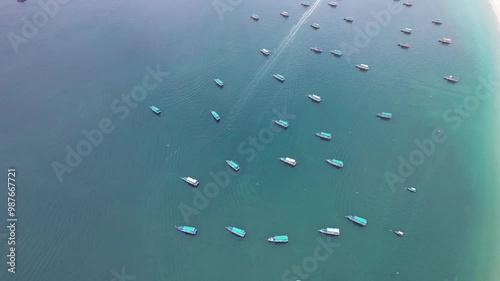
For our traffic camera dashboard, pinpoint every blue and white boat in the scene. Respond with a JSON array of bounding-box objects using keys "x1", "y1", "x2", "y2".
[
  {"x1": 318, "y1": 228, "x2": 340, "y2": 236},
  {"x1": 376, "y1": 112, "x2": 392, "y2": 119},
  {"x1": 175, "y1": 225, "x2": 197, "y2": 235},
  {"x1": 260, "y1": 48, "x2": 270, "y2": 56},
  {"x1": 274, "y1": 119, "x2": 289, "y2": 128},
  {"x1": 181, "y1": 177, "x2": 199, "y2": 187},
  {"x1": 211, "y1": 110, "x2": 221, "y2": 121},
  {"x1": 331, "y1": 49, "x2": 343, "y2": 56},
  {"x1": 225, "y1": 160, "x2": 240, "y2": 171},
  {"x1": 311, "y1": 23, "x2": 320, "y2": 29},
  {"x1": 394, "y1": 230, "x2": 405, "y2": 236},
  {"x1": 280, "y1": 157, "x2": 297, "y2": 166},
  {"x1": 327, "y1": 159, "x2": 344, "y2": 168},
  {"x1": 251, "y1": 14, "x2": 259, "y2": 20},
  {"x1": 344, "y1": 16, "x2": 353, "y2": 22},
  {"x1": 280, "y1": 11, "x2": 289, "y2": 17},
  {"x1": 274, "y1": 74, "x2": 285, "y2": 82},
  {"x1": 267, "y1": 235, "x2": 289, "y2": 243},
  {"x1": 149, "y1": 106, "x2": 161, "y2": 114},
  {"x1": 214, "y1": 78, "x2": 224, "y2": 87},
  {"x1": 316, "y1": 132, "x2": 332, "y2": 140},
  {"x1": 226, "y1": 226, "x2": 246, "y2": 237},
  {"x1": 406, "y1": 187, "x2": 417, "y2": 193},
  {"x1": 398, "y1": 42, "x2": 410, "y2": 48},
  {"x1": 346, "y1": 215, "x2": 367, "y2": 226}
]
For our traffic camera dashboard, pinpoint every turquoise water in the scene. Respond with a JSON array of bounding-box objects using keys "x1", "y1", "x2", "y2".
[{"x1": 1, "y1": 0, "x2": 499, "y2": 280}]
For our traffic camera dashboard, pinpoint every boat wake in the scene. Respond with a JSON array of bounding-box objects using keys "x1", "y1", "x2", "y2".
[{"x1": 229, "y1": 0, "x2": 323, "y2": 115}]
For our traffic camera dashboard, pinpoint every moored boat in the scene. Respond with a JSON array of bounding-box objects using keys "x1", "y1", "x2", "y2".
[
  {"x1": 280, "y1": 157, "x2": 297, "y2": 166},
  {"x1": 401, "y1": 27, "x2": 412, "y2": 34},
  {"x1": 444, "y1": 75, "x2": 458, "y2": 83},
  {"x1": 308, "y1": 94, "x2": 322, "y2": 102},
  {"x1": 346, "y1": 215, "x2": 367, "y2": 226},
  {"x1": 328, "y1": 2, "x2": 338, "y2": 7},
  {"x1": 316, "y1": 132, "x2": 332, "y2": 140},
  {"x1": 318, "y1": 228, "x2": 340, "y2": 236},
  {"x1": 406, "y1": 187, "x2": 417, "y2": 193},
  {"x1": 403, "y1": 1, "x2": 413, "y2": 6},
  {"x1": 356, "y1": 64, "x2": 369, "y2": 70},
  {"x1": 274, "y1": 119, "x2": 289, "y2": 128},
  {"x1": 225, "y1": 160, "x2": 240, "y2": 171},
  {"x1": 311, "y1": 23, "x2": 320, "y2": 29},
  {"x1": 211, "y1": 110, "x2": 221, "y2": 121},
  {"x1": 398, "y1": 42, "x2": 410, "y2": 48},
  {"x1": 327, "y1": 158, "x2": 344, "y2": 168},
  {"x1": 226, "y1": 226, "x2": 246, "y2": 237},
  {"x1": 331, "y1": 49, "x2": 342, "y2": 56},
  {"x1": 280, "y1": 11, "x2": 289, "y2": 17},
  {"x1": 301, "y1": 2, "x2": 311, "y2": 7},
  {"x1": 260, "y1": 48, "x2": 270, "y2": 56},
  {"x1": 344, "y1": 16, "x2": 353, "y2": 22},
  {"x1": 394, "y1": 230, "x2": 405, "y2": 236},
  {"x1": 214, "y1": 78, "x2": 224, "y2": 87},
  {"x1": 175, "y1": 225, "x2": 197, "y2": 235},
  {"x1": 267, "y1": 235, "x2": 289, "y2": 243},
  {"x1": 149, "y1": 106, "x2": 161, "y2": 114},
  {"x1": 432, "y1": 19, "x2": 443, "y2": 24},
  {"x1": 376, "y1": 112, "x2": 392, "y2": 119},
  {"x1": 181, "y1": 177, "x2": 199, "y2": 187},
  {"x1": 274, "y1": 74, "x2": 285, "y2": 82},
  {"x1": 251, "y1": 14, "x2": 259, "y2": 20},
  {"x1": 311, "y1": 46, "x2": 323, "y2": 53},
  {"x1": 439, "y1": 38, "x2": 451, "y2": 44}
]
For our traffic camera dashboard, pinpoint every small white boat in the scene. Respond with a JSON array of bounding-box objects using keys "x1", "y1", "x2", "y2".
[
  {"x1": 308, "y1": 94, "x2": 321, "y2": 102},
  {"x1": 406, "y1": 187, "x2": 417, "y2": 193},
  {"x1": 181, "y1": 177, "x2": 199, "y2": 187},
  {"x1": 280, "y1": 157, "x2": 297, "y2": 166},
  {"x1": 318, "y1": 228, "x2": 340, "y2": 236}
]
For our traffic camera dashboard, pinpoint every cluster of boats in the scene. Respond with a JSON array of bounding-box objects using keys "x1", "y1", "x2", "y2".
[
  {"x1": 175, "y1": 214, "x2": 408, "y2": 239},
  {"x1": 167, "y1": 0, "x2": 448, "y2": 245}
]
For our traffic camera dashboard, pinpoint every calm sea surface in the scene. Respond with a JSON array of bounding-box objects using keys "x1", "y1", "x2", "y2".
[{"x1": 0, "y1": 0, "x2": 499, "y2": 280}]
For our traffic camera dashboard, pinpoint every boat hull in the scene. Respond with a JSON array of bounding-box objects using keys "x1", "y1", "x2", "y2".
[
  {"x1": 318, "y1": 229, "x2": 340, "y2": 236},
  {"x1": 327, "y1": 159, "x2": 343, "y2": 168},
  {"x1": 346, "y1": 215, "x2": 367, "y2": 226},
  {"x1": 225, "y1": 160, "x2": 240, "y2": 171},
  {"x1": 267, "y1": 237, "x2": 289, "y2": 243},
  {"x1": 280, "y1": 157, "x2": 297, "y2": 166},
  {"x1": 308, "y1": 95, "x2": 321, "y2": 102},
  {"x1": 316, "y1": 133, "x2": 331, "y2": 140},
  {"x1": 214, "y1": 79, "x2": 224, "y2": 87},
  {"x1": 181, "y1": 177, "x2": 199, "y2": 187},
  {"x1": 226, "y1": 227, "x2": 246, "y2": 237},
  {"x1": 274, "y1": 75, "x2": 285, "y2": 82},
  {"x1": 211, "y1": 111, "x2": 220, "y2": 121},
  {"x1": 274, "y1": 120, "x2": 289, "y2": 128},
  {"x1": 175, "y1": 226, "x2": 197, "y2": 235}
]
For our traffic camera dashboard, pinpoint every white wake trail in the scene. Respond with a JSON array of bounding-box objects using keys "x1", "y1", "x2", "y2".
[{"x1": 230, "y1": 0, "x2": 323, "y2": 114}]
